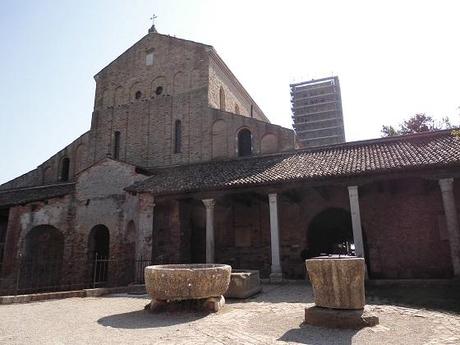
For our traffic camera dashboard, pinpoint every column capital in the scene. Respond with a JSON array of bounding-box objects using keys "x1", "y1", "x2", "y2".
[
  {"x1": 347, "y1": 185, "x2": 358, "y2": 195},
  {"x1": 202, "y1": 198, "x2": 215, "y2": 210},
  {"x1": 439, "y1": 178, "x2": 455, "y2": 192},
  {"x1": 139, "y1": 193, "x2": 155, "y2": 210},
  {"x1": 268, "y1": 193, "x2": 278, "y2": 204}
]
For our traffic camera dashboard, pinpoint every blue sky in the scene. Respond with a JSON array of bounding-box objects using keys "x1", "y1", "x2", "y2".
[{"x1": 1, "y1": 0, "x2": 459, "y2": 184}]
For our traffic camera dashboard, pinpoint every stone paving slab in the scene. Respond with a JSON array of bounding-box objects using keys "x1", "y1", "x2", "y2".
[{"x1": 0, "y1": 284, "x2": 459, "y2": 344}]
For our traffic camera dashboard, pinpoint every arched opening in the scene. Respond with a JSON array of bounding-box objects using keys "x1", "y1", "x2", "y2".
[
  {"x1": 113, "y1": 131, "x2": 121, "y2": 160},
  {"x1": 174, "y1": 120, "x2": 182, "y2": 154},
  {"x1": 22, "y1": 225, "x2": 64, "y2": 291},
  {"x1": 305, "y1": 208, "x2": 354, "y2": 259},
  {"x1": 88, "y1": 225, "x2": 110, "y2": 285},
  {"x1": 219, "y1": 87, "x2": 226, "y2": 111},
  {"x1": 59, "y1": 157, "x2": 70, "y2": 182},
  {"x1": 237, "y1": 128, "x2": 252, "y2": 157}
]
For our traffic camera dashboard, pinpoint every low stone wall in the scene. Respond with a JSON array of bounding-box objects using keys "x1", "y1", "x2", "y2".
[{"x1": 0, "y1": 284, "x2": 146, "y2": 305}]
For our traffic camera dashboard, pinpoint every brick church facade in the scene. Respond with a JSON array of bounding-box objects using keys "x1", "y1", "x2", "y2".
[{"x1": 1, "y1": 25, "x2": 460, "y2": 292}]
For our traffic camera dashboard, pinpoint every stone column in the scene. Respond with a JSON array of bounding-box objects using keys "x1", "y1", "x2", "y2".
[
  {"x1": 269, "y1": 193, "x2": 282, "y2": 282},
  {"x1": 439, "y1": 178, "x2": 460, "y2": 276},
  {"x1": 347, "y1": 186, "x2": 365, "y2": 258},
  {"x1": 202, "y1": 199, "x2": 216, "y2": 263},
  {"x1": 138, "y1": 193, "x2": 155, "y2": 262}
]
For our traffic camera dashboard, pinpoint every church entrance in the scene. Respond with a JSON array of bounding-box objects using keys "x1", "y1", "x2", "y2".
[
  {"x1": 305, "y1": 208, "x2": 354, "y2": 258},
  {"x1": 88, "y1": 225, "x2": 110, "y2": 285}
]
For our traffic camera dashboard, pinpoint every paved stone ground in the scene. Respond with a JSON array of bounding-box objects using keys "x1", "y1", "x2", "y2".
[{"x1": 0, "y1": 284, "x2": 459, "y2": 345}]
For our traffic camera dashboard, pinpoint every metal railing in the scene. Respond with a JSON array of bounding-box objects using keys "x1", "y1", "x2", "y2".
[{"x1": 0, "y1": 255, "x2": 154, "y2": 296}]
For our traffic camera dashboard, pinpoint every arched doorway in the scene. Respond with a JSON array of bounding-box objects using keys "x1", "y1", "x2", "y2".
[
  {"x1": 88, "y1": 225, "x2": 110, "y2": 285},
  {"x1": 22, "y1": 225, "x2": 64, "y2": 291},
  {"x1": 305, "y1": 208, "x2": 354, "y2": 259}
]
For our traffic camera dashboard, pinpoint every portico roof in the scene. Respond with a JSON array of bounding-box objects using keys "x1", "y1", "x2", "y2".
[
  {"x1": 126, "y1": 130, "x2": 460, "y2": 196},
  {"x1": 0, "y1": 183, "x2": 75, "y2": 208}
]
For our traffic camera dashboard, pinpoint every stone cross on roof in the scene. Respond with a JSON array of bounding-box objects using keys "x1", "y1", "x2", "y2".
[{"x1": 148, "y1": 13, "x2": 158, "y2": 33}]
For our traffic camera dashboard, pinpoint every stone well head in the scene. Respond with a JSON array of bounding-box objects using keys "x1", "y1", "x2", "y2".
[
  {"x1": 306, "y1": 256, "x2": 365, "y2": 310},
  {"x1": 145, "y1": 264, "x2": 231, "y2": 301}
]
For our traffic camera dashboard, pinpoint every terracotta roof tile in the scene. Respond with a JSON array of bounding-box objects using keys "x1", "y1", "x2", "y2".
[
  {"x1": 0, "y1": 183, "x2": 75, "y2": 207},
  {"x1": 127, "y1": 130, "x2": 460, "y2": 196}
]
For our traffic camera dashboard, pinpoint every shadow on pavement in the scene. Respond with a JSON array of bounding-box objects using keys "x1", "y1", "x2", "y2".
[
  {"x1": 366, "y1": 284, "x2": 460, "y2": 314},
  {"x1": 278, "y1": 323, "x2": 356, "y2": 345},
  {"x1": 97, "y1": 309, "x2": 207, "y2": 329}
]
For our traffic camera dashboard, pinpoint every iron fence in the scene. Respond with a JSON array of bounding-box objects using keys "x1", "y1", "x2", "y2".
[{"x1": 0, "y1": 255, "x2": 154, "y2": 297}]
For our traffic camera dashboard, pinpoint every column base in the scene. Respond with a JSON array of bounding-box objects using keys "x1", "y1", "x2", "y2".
[
  {"x1": 304, "y1": 305, "x2": 379, "y2": 329},
  {"x1": 269, "y1": 272, "x2": 283, "y2": 283}
]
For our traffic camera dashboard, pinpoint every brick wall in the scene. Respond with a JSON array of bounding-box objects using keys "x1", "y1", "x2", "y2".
[
  {"x1": 208, "y1": 53, "x2": 268, "y2": 122},
  {"x1": 0, "y1": 132, "x2": 90, "y2": 190},
  {"x1": 151, "y1": 177, "x2": 456, "y2": 280}
]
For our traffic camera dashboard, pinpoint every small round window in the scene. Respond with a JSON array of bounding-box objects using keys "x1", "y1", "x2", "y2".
[
  {"x1": 135, "y1": 91, "x2": 142, "y2": 99},
  {"x1": 155, "y1": 86, "x2": 163, "y2": 95}
]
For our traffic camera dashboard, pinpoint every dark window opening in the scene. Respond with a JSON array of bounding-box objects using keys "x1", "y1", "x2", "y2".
[
  {"x1": 59, "y1": 157, "x2": 70, "y2": 182},
  {"x1": 238, "y1": 128, "x2": 252, "y2": 157},
  {"x1": 113, "y1": 131, "x2": 121, "y2": 160},
  {"x1": 135, "y1": 91, "x2": 142, "y2": 100},
  {"x1": 174, "y1": 120, "x2": 182, "y2": 154},
  {"x1": 155, "y1": 86, "x2": 163, "y2": 95},
  {"x1": 250, "y1": 104, "x2": 254, "y2": 118}
]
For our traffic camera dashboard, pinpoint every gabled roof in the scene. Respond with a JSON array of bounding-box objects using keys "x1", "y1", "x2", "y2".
[
  {"x1": 127, "y1": 130, "x2": 460, "y2": 196},
  {"x1": 94, "y1": 32, "x2": 212, "y2": 78},
  {"x1": 0, "y1": 183, "x2": 75, "y2": 208}
]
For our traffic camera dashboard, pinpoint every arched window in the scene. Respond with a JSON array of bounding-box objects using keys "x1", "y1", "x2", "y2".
[
  {"x1": 174, "y1": 120, "x2": 182, "y2": 154},
  {"x1": 59, "y1": 157, "x2": 70, "y2": 182},
  {"x1": 113, "y1": 131, "x2": 121, "y2": 160},
  {"x1": 238, "y1": 128, "x2": 252, "y2": 157},
  {"x1": 235, "y1": 104, "x2": 240, "y2": 115},
  {"x1": 219, "y1": 87, "x2": 226, "y2": 111}
]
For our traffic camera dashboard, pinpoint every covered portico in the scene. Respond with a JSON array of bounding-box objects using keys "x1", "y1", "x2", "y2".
[{"x1": 128, "y1": 130, "x2": 460, "y2": 280}]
